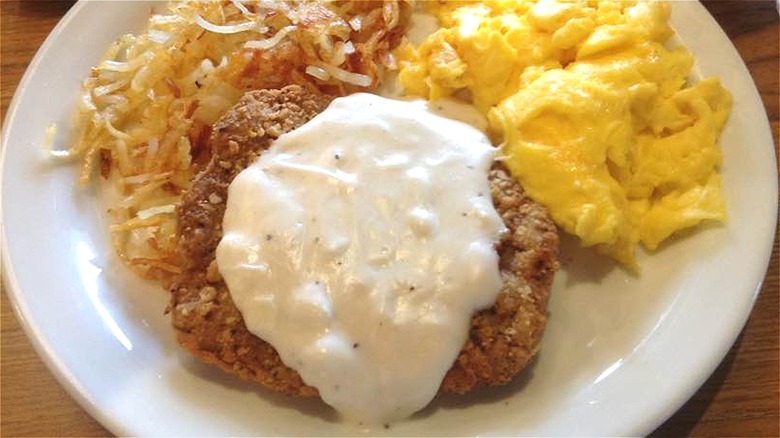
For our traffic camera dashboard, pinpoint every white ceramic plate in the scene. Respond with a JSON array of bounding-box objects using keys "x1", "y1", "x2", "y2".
[{"x1": 1, "y1": 1, "x2": 777, "y2": 436}]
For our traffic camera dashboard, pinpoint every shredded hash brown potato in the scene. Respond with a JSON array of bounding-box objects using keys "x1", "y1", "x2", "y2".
[{"x1": 66, "y1": 0, "x2": 412, "y2": 284}]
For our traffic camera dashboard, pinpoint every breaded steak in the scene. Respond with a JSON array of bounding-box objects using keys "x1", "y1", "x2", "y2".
[{"x1": 169, "y1": 85, "x2": 559, "y2": 398}]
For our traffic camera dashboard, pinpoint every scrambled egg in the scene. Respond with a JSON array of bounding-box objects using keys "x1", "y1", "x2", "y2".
[{"x1": 397, "y1": 0, "x2": 731, "y2": 268}]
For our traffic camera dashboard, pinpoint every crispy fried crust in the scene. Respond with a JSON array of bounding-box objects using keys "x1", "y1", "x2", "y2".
[
  {"x1": 169, "y1": 85, "x2": 559, "y2": 398},
  {"x1": 441, "y1": 166, "x2": 559, "y2": 393},
  {"x1": 170, "y1": 86, "x2": 331, "y2": 397}
]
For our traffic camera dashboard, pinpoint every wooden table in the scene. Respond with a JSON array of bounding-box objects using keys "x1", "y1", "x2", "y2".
[{"x1": 1, "y1": 1, "x2": 777, "y2": 436}]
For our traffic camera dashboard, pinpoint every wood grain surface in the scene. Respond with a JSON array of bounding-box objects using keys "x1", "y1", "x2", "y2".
[{"x1": 1, "y1": 1, "x2": 777, "y2": 436}]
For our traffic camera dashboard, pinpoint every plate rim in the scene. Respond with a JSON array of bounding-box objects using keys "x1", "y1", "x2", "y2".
[{"x1": 0, "y1": 0, "x2": 133, "y2": 435}]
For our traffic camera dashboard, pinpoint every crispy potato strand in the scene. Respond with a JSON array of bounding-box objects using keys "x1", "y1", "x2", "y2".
[{"x1": 68, "y1": 0, "x2": 413, "y2": 284}]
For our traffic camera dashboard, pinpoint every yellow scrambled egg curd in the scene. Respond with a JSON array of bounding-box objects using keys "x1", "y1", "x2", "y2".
[{"x1": 397, "y1": 0, "x2": 732, "y2": 268}]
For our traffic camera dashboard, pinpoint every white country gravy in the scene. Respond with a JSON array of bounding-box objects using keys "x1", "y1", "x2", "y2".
[{"x1": 216, "y1": 93, "x2": 506, "y2": 424}]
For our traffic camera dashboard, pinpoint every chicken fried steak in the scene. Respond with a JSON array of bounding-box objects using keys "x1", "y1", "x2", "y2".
[{"x1": 169, "y1": 84, "x2": 559, "y2": 397}]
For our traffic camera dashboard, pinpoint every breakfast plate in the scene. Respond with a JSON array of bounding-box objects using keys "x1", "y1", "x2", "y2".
[{"x1": 1, "y1": 0, "x2": 777, "y2": 436}]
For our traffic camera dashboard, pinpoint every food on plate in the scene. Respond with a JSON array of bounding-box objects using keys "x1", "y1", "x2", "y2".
[
  {"x1": 398, "y1": 0, "x2": 732, "y2": 268},
  {"x1": 65, "y1": 0, "x2": 411, "y2": 282},
  {"x1": 170, "y1": 86, "x2": 558, "y2": 423},
  {"x1": 62, "y1": 0, "x2": 560, "y2": 424},
  {"x1": 172, "y1": 86, "x2": 330, "y2": 397},
  {"x1": 60, "y1": 0, "x2": 734, "y2": 427}
]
